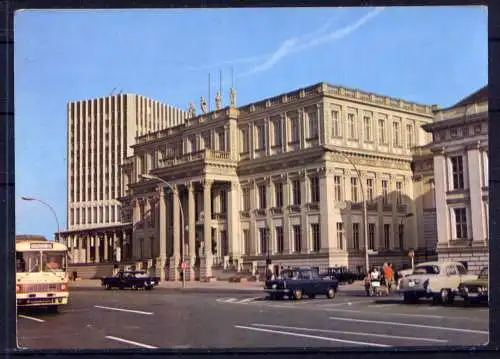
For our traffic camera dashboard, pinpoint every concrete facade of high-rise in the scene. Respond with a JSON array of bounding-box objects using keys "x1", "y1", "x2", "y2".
[{"x1": 61, "y1": 93, "x2": 188, "y2": 264}]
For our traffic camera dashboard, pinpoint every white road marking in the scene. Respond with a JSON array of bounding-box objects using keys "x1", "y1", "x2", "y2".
[
  {"x1": 329, "y1": 316, "x2": 489, "y2": 335},
  {"x1": 94, "y1": 305, "x2": 153, "y2": 315},
  {"x1": 105, "y1": 335, "x2": 158, "y2": 349},
  {"x1": 225, "y1": 298, "x2": 238, "y2": 303},
  {"x1": 315, "y1": 300, "x2": 367, "y2": 308},
  {"x1": 18, "y1": 315, "x2": 45, "y2": 323},
  {"x1": 251, "y1": 323, "x2": 448, "y2": 343},
  {"x1": 239, "y1": 297, "x2": 261, "y2": 303},
  {"x1": 368, "y1": 304, "x2": 396, "y2": 308},
  {"x1": 234, "y1": 325, "x2": 390, "y2": 347}
]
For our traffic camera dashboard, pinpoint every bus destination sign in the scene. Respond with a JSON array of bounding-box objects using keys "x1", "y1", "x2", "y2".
[{"x1": 30, "y1": 243, "x2": 54, "y2": 250}]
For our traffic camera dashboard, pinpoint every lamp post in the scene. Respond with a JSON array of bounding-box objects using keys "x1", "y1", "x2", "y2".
[
  {"x1": 327, "y1": 149, "x2": 370, "y2": 273},
  {"x1": 21, "y1": 196, "x2": 61, "y2": 243},
  {"x1": 400, "y1": 213, "x2": 415, "y2": 267},
  {"x1": 140, "y1": 174, "x2": 186, "y2": 288}
]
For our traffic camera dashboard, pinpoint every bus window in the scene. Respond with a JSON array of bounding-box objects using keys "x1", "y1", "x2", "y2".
[
  {"x1": 42, "y1": 251, "x2": 66, "y2": 272},
  {"x1": 16, "y1": 251, "x2": 41, "y2": 273}
]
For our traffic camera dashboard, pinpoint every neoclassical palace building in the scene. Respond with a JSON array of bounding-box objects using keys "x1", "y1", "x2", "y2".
[
  {"x1": 422, "y1": 85, "x2": 488, "y2": 274},
  {"x1": 116, "y1": 82, "x2": 438, "y2": 280}
]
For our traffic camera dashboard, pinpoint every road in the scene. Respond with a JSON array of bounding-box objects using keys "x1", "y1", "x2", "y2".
[{"x1": 17, "y1": 284, "x2": 489, "y2": 349}]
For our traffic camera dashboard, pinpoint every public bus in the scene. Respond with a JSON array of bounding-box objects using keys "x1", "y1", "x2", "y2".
[{"x1": 15, "y1": 235, "x2": 70, "y2": 312}]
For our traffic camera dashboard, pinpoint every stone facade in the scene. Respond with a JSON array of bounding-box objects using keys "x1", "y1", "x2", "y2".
[
  {"x1": 120, "y1": 82, "x2": 439, "y2": 280},
  {"x1": 422, "y1": 86, "x2": 488, "y2": 274}
]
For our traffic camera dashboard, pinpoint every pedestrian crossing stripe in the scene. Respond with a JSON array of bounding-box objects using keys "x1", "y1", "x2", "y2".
[{"x1": 216, "y1": 297, "x2": 260, "y2": 304}]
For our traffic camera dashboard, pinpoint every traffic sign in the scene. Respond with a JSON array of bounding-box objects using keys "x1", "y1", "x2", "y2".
[{"x1": 181, "y1": 262, "x2": 188, "y2": 269}]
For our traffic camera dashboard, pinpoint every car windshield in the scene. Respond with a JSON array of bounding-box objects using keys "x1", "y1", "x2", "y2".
[
  {"x1": 42, "y1": 251, "x2": 67, "y2": 272},
  {"x1": 16, "y1": 251, "x2": 41, "y2": 273},
  {"x1": 413, "y1": 265, "x2": 440, "y2": 275},
  {"x1": 478, "y1": 267, "x2": 489, "y2": 279}
]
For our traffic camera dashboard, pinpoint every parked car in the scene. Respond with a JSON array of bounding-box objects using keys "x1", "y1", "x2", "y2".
[
  {"x1": 458, "y1": 266, "x2": 488, "y2": 305},
  {"x1": 101, "y1": 270, "x2": 160, "y2": 290},
  {"x1": 320, "y1": 266, "x2": 358, "y2": 284},
  {"x1": 264, "y1": 268, "x2": 339, "y2": 300},
  {"x1": 398, "y1": 261, "x2": 476, "y2": 305}
]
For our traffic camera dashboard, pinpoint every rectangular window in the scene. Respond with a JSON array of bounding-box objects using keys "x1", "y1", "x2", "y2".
[
  {"x1": 454, "y1": 208, "x2": 468, "y2": 239},
  {"x1": 378, "y1": 119, "x2": 386, "y2": 144},
  {"x1": 310, "y1": 176, "x2": 320, "y2": 203},
  {"x1": 258, "y1": 184, "x2": 267, "y2": 209},
  {"x1": 290, "y1": 117, "x2": 300, "y2": 143},
  {"x1": 450, "y1": 156, "x2": 465, "y2": 190},
  {"x1": 396, "y1": 181, "x2": 403, "y2": 205},
  {"x1": 393, "y1": 121, "x2": 401, "y2": 147},
  {"x1": 218, "y1": 131, "x2": 226, "y2": 151},
  {"x1": 351, "y1": 177, "x2": 358, "y2": 202},
  {"x1": 293, "y1": 225, "x2": 302, "y2": 252},
  {"x1": 220, "y1": 190, "x2": 227, "y2": 213},
  {"x1": 274, "y1": 182, "x2": 283, "y2": 207},
  {"x1": 311, "y1": 223, "x2": 320, "y2": 252},
  {"x1": 347, "y1": 113, "x2": 355, "y2": 139},
  {"x1": 276, "y1": 226, "x2": 284, "y2": 253},
  {"x1": 308, "y1": 112, "x2": 318, "y2": 139},
  {"x1": 336, "y1": 222, "x2": 344, "y2": 250},
  {"x1": 292, "y1": 179, "x2": 301, "y2": 205},
  {"x1": 331, "y1": 110, "x2": 340, "y2": 137},
  {"x1": 242, "y1": 188, "x2": 251, "y2": 211},
  {"x1": 273, "y1": 119, "x2": 282, "y2": 147},
  {"x1": 243, "y1": 229, "x2": 250, "y2": 255},
  {"x1": 353, "y1": 223, "x2": 360, "y2": 249},
  {"x1": 334, "y1": 176, "x2": 342, "y2": 201},
  {"x1": 382, "y1": 180, "x2": 389, "y2": 204},
  {"x1": 406, "y1": 124, "x2": 414, "y2": 148},
  {"x1": 368, "y1": 223, "x2": 375, "y2": 250},
  {"x1": 398, "y1": 224, "x2": 404, "y2": 249},
  {"x1": 259, "y1": 227, "x2": 268, "y2": 255},
  {"x1": 364, "y1": 116, "x2": 371, "y2": 141},
  {"x1": 384, "y1": 224, "x2": 391, "y2": 249},
  {"x1": 367, "y1": 178, "x2": 374, "y2": 202},
  {"x1": 256, "y1": 123, "x2": 266, "y2": 150},
  {"x1": 241, "y1": 128, "x2": 249, "y2": 152}
]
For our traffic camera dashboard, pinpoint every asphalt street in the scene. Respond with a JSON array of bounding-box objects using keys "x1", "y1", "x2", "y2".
[{"x1": 17, "y1": 284, "x2": 489, "y2": 350}]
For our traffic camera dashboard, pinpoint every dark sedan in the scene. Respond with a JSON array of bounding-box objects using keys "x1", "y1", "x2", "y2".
[
  {"x1": 101, "y1": 270, "x2": 160, "y2": 290},
  {"x1": 264, "y1": 268, "x2": 339, "y2": 300}
]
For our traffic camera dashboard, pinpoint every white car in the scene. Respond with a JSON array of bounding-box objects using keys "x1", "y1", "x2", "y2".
[{"x1": 398, "y1": 261, "x2": 476, "y2": 305}]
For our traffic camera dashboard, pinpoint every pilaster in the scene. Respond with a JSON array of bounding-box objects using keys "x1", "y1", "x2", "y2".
[
  {"x1": 202, "y1": 179, "x2": 214, "y2": 278},
  {"x1": 468, "y1": 147, "x2": 486, "y2": 242},
  {"x1": 434, "y1": 152, "x2": 450, "y2": 244},
  {"x1": 228, "y1": 181, "x2": 241, "y2": 259},
  {"x1": 187, "y1": 181, "x2": 196, "y2": 280}
]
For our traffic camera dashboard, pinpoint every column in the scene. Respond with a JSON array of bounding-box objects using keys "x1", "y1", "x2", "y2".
[
  {"x1": 228, "y1": 181, "x2": 241, "y2": 269},
  {"x1": 300, "y1": 173, "x2": 309, "y2": 253},
  {"x1": 266, "y1": 178, "x2": 274, "y2": 254},
  {"x1": 77, "y1": 236, "x2": 83, "y2": 264},
  {"x1": 249, "y1": 180, "x2": 257, "y2": 255},
  {"x1": 158, "y1": 186, "x2": 167, "y2": 281},
  {"x1": 121, "y1": 230, "x2": 127, "y2": 262},
  {"x1": 468, "y1": 147, "x2": 485, "y2": 242},
  {"x1": 103, "y1": 234, "x2": 109, "y2": 262},
  {"x1": 202, "y1": 179, "x2": 213, "y2": 278},
  {"x1": 95, "y1": 234, "x2": 100, "y2": 263},
  {"x1": 319, "y1": 170, "x2": 333, "y2": 251},
  {"x1": 433, "y1": 153, "x2": 450, "y2": 245},
  {"x1": 299, "y1": 109, "x2": 306, "y2": 149},
  {"x1": 282, "y1": 175, "x2": 291, "y2": 254},
  {"x1": 187, "y1": 181, "x2": 196, "y2": 280},
  {"x1": 281, "y1": 113, "x2": 287, "y2": 152},
  {"x1": 316, "y1": 103, "x2": 323, "y2": 145},
  {"x1": 86, "y1": 235, "x2": 91, "y2": 263},
  {"x1": 170, "y1": 185, "x2": 180, "y2": 281}
]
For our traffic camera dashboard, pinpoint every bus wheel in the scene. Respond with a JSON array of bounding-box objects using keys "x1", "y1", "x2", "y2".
[{"x1": 47, "y1": 305, "x2": 58, "y2": 313}]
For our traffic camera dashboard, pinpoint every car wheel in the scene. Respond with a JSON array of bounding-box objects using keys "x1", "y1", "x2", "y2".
[
  {"x1": 348, "y1": 279, "x2": 354, "y2": 284},
  {"x1": 293, "y1": 288, "x2": 303, "y2": 300},
  {"x1": 326, "y1": 287, "x2": 336, "y2": 299},
  {"x1": 403, "y1": 292, "x2": 416, "y2": 304},
  {"x1": 440, "y1": 289, "x2": 454, "y2": 305}
]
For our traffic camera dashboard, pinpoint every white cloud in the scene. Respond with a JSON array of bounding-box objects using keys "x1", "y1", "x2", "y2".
[{"x1": 237, "y1": 7, "x2": 385, "y2": 79}]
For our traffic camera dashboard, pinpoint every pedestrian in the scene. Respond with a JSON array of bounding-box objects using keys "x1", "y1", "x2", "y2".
[{"x1": 384, "y1": 262, "x2": 395, "y2": 293}]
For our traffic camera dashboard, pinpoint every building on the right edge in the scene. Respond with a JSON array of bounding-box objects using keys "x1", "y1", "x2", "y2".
[{"x1": 422, "y1": 85, "x2": 488, "y2": 274}]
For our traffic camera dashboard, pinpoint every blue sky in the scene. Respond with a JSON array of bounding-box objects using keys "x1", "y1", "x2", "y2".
[{"x1": 14, "y1": 6, "x2": 487, "y2": 239}]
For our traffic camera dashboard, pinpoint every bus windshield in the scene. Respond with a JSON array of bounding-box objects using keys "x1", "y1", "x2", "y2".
[
  {"x1": 16, "y1": 251, "x2": 41, "y2": 273},
  {"x1": 42, "y1": 251, "x2": 67, "y2": 272}
]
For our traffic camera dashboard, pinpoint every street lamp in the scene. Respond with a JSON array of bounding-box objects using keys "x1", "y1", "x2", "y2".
[
  {"x1": 325, "y1": 148, "x2": 370, "y2": 273},
  {"x1": 21, "y1": 196, "x2": 61, "y2": 242},
  {"x1": 140, "y1": 174, "x2": 186, "y2": 288}
]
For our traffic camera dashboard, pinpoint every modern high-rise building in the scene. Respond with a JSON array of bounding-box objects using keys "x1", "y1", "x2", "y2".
[{"x1": 61, "y1": 93, "x2": 187, "y2": 264}]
